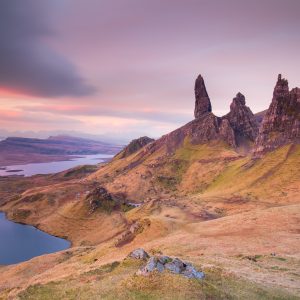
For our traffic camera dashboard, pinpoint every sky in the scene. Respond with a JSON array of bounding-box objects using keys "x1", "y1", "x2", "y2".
[{"x1": 0, "y1": 0, "x2": 299, "y2": 143}]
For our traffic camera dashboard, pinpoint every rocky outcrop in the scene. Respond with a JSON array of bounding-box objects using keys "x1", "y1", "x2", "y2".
[
  {"x1": 145, "y1": 112, "x2": 237, "y2": 154},
  {"x1": 116, "y1": 74, "x2": 298, "y2": 161},
  {"x1": 224, "y1": 92, "x2": 259, "y2": 143},
  {"x1": 115, "y1": 219, "x2": 151, "y2": 247},
  {"x1": 146, "y1": 76, "x2": 261, "y2": 153},
  {"x1": 128, "y1": 248, "x2": 150, "y2": 260},
  {"x1": 117, "y1": 136, "x2": 154, "y2": 159},
  {"x1": 128, "y1": 249, "x2": 205, "y2": 279},
  {"x1": 255, "y1": 74, "x2": 300, "y2": 155},
  {"x1": 86, "y1": 186, "x2": 138, "y2": 213},
  {"x1": 194, "y1": 74, "x2": 212, "y2": 118},
  {"x1": 86, "y1": 187, "x2": 115, "y2": 212}
]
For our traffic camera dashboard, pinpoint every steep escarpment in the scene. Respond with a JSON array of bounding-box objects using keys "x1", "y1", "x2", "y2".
[{"x1": 255, "y1": 74, "x2": 300, "y2": 155}]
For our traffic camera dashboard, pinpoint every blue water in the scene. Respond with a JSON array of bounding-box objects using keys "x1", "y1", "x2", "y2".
[
  {"x1": 0, "y1": 154, "x2": 113, "y2": 177},
  {"x1": 0, "y1": 212, "x2": 70, "y2": 265}
]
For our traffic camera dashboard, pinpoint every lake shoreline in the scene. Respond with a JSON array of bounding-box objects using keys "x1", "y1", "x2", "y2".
[
  {"x1": 0, "y1": 152, "x2": 114, "y2": 168},
  {"x1": 0, "y1": 209, "x2": 73, "y2": 268},
  {"x1": 0, "y1": 154, "x2": 113, "y2": 177}
]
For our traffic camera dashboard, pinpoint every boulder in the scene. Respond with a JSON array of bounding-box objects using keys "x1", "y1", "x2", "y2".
[
  {"x1": 128, "y1": 248, "x2": 149, "y2": 260},
  {"x1": 181, "y1": 264, "x2": 205, "y2": 279},
  {"x1": 134, "y1": 251, "x2": 205, "y2": 280},
  {"x1": 157, "y1": 255, "x2": 172, "y2": 264}
]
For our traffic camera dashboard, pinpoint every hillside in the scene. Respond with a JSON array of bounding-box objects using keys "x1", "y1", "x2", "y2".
[{"x1": 0, "y1": 74, "x2": 299, "y2": 299}]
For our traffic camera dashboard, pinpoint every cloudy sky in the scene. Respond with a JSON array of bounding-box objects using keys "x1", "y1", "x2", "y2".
[{"x1": 0, "y1": 0, "x2": 299, "y2": 142}]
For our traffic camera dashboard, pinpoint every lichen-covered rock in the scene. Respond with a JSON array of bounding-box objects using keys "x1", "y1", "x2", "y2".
[
  {"x1": 128, "y1": 248, "x2": 149, "y2": 260},
  {"x1": 254, "y1": 74, "x2": 300, "y2": 155},
  {"x1": 156, "y1": 262, "x2": 165, "y2": 272},
  {"x1": 157, "y1": 255, "x2": 172, "y2": 264},
  {"x1": 181, "y1": 264, "x2": 205, "y2": 279},
  {"x1": 164, "y1": 262, "x2": 181, "y2": 274},
  {"x1": 136, "y1": 252, "x2": 205, "y2": 280}
]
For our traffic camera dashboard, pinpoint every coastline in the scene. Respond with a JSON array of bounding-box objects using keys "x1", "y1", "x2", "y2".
[{"x1": 0, "y1": 210, "x2": 73, "y2": 249}]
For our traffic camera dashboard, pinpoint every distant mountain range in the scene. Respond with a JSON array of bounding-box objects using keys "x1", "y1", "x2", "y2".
[{"x1": 0, "y1": 135, "x2": 123, "y2": 166}]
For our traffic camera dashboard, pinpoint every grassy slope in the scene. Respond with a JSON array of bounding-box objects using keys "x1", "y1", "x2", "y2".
[
  {"x1": 0, "y1": 144, "x2": 299, "y2": 299},
  {"x1": 17, "y1": 259, "x2": 297, "y2": 300}
]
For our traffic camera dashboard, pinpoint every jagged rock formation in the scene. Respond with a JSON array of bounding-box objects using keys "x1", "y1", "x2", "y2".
[
  {"x1": 194, "y1": 74, "x2": 212, "y2": 118},
  {"x1": 224, "y1": 92, "x2": 259, "y2": 142},
  {"x1": 115, "y1": 73, "x2": 297, "y2": 162},
  {"x1": 143, "y1": 75, "x2": 259, "y2": 154},
  {"x1": 255, "y1": 74, "x2": 300, "y2": 154},
  {"x1": 117, "y1": 136, "x2": 154, "y2": 159}
]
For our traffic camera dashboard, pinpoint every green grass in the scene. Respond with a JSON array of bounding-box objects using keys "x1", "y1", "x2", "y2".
[
  {"x1": 18, "y1": 261, "x2": 298, "y2": 300},
  {"x1": 63, "y1": 165, "x2": 98, "y2": 178},
  {"x1": 205, "y1": 144, "x2": 300, "y2": 197}
]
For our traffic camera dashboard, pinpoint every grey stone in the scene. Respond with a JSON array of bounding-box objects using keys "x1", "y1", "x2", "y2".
[
  {"x1": 134, "y1": 252, "x2": 205, "y2": 280},
  {"x1": 182, "y1": 265, "x2": 205, "y2": 279},
  {"x1": 144, "y1": 257, "x2": 157, "y2": 272},
  {"x1": 157, "y1": 255, "x2": 172, "y2": 264},
  {"x1": 128, "y1": 248, "x2": 149, "y2": 260},
  {"x1": 172, "y1": 258, "x2": 185, "y2": 270},
  {"x1": 164, "y1": 262, "x2": 181, "y2": 274},
  {"x1": 156, "y1": 262, "x2": 165, "y2": 272}
]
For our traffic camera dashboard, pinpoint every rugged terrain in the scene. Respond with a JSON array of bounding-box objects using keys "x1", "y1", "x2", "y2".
[
  {"x1": 0, "y1": 74, "x2": 299, "y2": 299},
  {"x1": 0, "y1": 135, "x2": 122, "y2": 166}
]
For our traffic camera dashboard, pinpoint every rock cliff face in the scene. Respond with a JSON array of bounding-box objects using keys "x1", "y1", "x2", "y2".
[
  {"x1": 194, "y1": 74, "x2": 212, "y2": 118},
  {"x1": 255, "y1": 74, "x2": 300, "y2": 154},
  {"x1": 117, "y1": 74, "x2": 298, "y2": 160},
  {"x1": 224, "y1": 92, "x2": 259, "y2": 142},
  {"x1": 152, "y1": 112, "x2": 237, "y2": 152}
]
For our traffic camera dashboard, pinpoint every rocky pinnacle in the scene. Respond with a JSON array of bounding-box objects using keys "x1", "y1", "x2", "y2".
[
  {"x1": 194, "y1": 74, "x2": 212, "y2": 118},
  {"x1": 224, "y1": 92, "x2": 259, "y2": 142},
  {"x1": 254, "y1": 74, "x2": 300, "y2": 154}
]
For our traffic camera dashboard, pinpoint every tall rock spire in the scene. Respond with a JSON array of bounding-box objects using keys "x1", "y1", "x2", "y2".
[
  {"x1": 254, "y1": 74, "x2": 300, "y2": 155},
  {"x1": 194, "y1": 74, "x2": 212, "y2": 118},
  {"x1": 273, "y1": 73, "x2": 289, "y2": 98}
]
